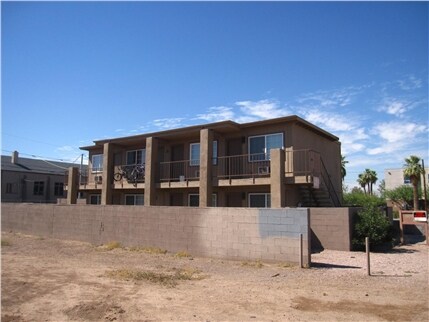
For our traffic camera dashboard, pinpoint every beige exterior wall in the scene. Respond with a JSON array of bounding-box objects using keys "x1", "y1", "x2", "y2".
[
  {"x1": 385, "y1": 168, "x2": 429, "y2": 191},
  {"x1": 291, "y1": 123, "x2": 342, "y2": 198},
  {"x1": 1, "y1": 203, "x2": 311, "y2": 265},
  {"x1": 310, "y1": 207, "x2": 360, "y2": 251}
]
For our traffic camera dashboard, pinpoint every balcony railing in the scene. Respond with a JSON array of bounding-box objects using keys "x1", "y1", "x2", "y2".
[
  {"x1": 159, "y1": 160, "x2": 200, "y2": 182},
  {"x1": 285, "y1": 149, "x2": 321, "y2": 177},
  {"x1": 113, "y1": 164, "x2": 145, "y2": 184},
  {"x1": 215, "y1": 153, "x2": 270, "y2": 179}
]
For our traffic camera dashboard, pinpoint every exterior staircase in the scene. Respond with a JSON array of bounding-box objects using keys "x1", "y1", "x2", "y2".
[
  {"x1": 297, "y1": 156, "x2": 342, "y2": 207},
  {"x1": 299, "y1": 185, "x2": 335, "y2": 207}
]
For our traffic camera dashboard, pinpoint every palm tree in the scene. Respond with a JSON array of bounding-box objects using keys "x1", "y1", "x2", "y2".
[
  {"x1": 341, "y1": 155, "x2": 348, "y2": 181},
  {"x1": 364, "y1": 169, "x2": 378, "y2": 195},
  {"x1": 357, "y1": 173, "x2": 368, "y2": 194},
  {"x1": 404, "y1": 155, "x2": 423, "y2": 210}
]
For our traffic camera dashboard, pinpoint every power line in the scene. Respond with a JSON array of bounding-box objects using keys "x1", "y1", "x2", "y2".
[
  {"x1": 2, "y1": 132, "x2": 80, "y2": 149},
  {"x1": 1, "y1": 149, "x2": 88, "y2": 163}
]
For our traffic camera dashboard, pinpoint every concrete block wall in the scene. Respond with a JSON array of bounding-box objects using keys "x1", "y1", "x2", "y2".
[
  {"x1": 1, "y1": 203, "x2": 310, "y2": 266},
  {"x1": 310, "y1": 207, "x2": 360, "y2": 251}
]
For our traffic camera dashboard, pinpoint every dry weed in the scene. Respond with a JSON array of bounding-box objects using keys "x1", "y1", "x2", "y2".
[
  {"x1": 106, "y1": 267, "x2": 205, "y2": 287},
  {"x1": 1, "y1": 240, "x2": 11, "y2": 246},
  {"x1": 128, "y1": 246, "x2": 167, "y2": 254},
  {"x1": 241, "y1": 260, "x2": 264, "y2": 268},
  {"x1": 175, "y1": 250, "x2": 191, "y2": 258}
]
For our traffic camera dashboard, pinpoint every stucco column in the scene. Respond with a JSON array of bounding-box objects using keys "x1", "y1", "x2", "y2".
[
  {"x1": 144, "y1": 137, "x2": 159, "y2": 206},
  {"x1": 101, "y1": 142, "x2": 114, "y2": 205},
  {"x1": 199, "y1": 129, "x2": 213, "y2": 207},
  {"x1": 67, "y1": 167, "x2": 79, "y2": 204},
  {"x1": 270, "y1": 148, "x2": 285, "y2": 208}
]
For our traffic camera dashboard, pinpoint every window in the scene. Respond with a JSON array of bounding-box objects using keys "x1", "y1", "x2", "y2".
[
  {"x1": 5, "y1": 183, "x2": 13, "y2": 194},
  {"x1": 54, "y1": 182, "x2": 64, "y2": 196},
  {"x1": 126, "y1": 149, "x2": 145, "y2": 165},
  {"x1": 212, "y1": 193, "x2": 217, "y2": 207},
  {"x1": 189, "y1": 141, "x2": 218, "y2": 166},
  {"x1": 92, "y1": 154, "x2": 103, "y2": 172},
  {"x1": 90, "y1": 194, "x2": 101, "y2": 205},
  {"x1": 125, "y1": 194, "x2": 144, "y2": 205},
  {"x1": 403, "y1": 175, "x2": 411, "y2": 184},
  {"x1": 248, "y1": 133, "x2": 283, "y2": 161},
  {"x1": 33, "y1": 181, "x2": 44, "y2": 196},
  {"x1": 188, "y1": 193, "x2": 217, "y2": 207},
  {"x1": 188, "y1": 194, "x2": 199, "y2": 207},
  {"x1": 248, "y1": 193, "x2": 271, "y2": 208}
]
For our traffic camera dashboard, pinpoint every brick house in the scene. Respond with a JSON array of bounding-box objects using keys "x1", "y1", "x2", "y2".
[{"x1": 67, "y1": 115, "x2": 342, "y2": 207}]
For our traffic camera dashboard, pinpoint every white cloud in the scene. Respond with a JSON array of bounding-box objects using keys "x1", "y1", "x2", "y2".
[
  {"x1": 372, "y1": 121, "x2": 426, "y2": 143},
  {"x1": 236, "y1": 99, "x2": 290, "y2": 119},
  {"x1": 398, "y1": 75, "x2": 422, "y2": 91},
  {"x1": 367, "y1": 121, "x2": 427, "y2": 155},
  {"x1": 377, "y1": 98, "x2": 414, "y2": 117},
  {"x1": 195, "y1": 106, "x2": 235, "y2": 122},
  {"x1": 151, "y1": 118, "x2": 185, "y2": 130},
  {"x1": 297, "y1": 86, "x2": 363, "y2": 107},
  {"x1": 299, "y1": 109, "x2": 356, "y2": 132}
]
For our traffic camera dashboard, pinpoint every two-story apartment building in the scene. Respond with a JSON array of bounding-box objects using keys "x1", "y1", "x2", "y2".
[{"x1": 67, "y1": 115, "x2": 342, "y2": 208}]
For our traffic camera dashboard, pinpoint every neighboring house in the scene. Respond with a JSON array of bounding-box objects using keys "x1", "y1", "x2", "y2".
[
  {"x1": 384, "y1": 168, "x2": 429, "y2": 191},
  {"x1": 67, "y1": 115, "x2": 342, "y2": 207},
  {"x1": 1, "y1": 151, "x2": 84, "y2": 203}
]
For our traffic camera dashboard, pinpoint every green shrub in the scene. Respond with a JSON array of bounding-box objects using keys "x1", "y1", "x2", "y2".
[
  {"x1": 352, "y1": 205, "x2": 393, "y2": 251},
  {"x1": 343, "y1": 191, "x2": 385, "y2": 207}
]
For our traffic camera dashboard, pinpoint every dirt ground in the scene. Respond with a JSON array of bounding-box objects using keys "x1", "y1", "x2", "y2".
[{"x1": 1, "y1": 231, "x2": 428, "y2": 322}]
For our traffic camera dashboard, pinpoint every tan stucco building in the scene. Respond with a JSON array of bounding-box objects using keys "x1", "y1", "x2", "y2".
[
  {"x1": 1, "y1": 151, "x2": 82, "y2": 203},
  {"x1": 67, "y1": 115, "x2": 342, "y2": 208}
]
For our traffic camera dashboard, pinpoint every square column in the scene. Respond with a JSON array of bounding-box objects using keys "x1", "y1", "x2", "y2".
[
  {"x1": 199, "y1": 129, "x2": 213, "y2": 207},
  {"x1": 270, "y1": 148, "x2": 285, "y2": 208},
  {"x1": 101, "y1": 142, "x2": 114, "y2": 205},
  {"x1": 67, "y1": 167, "x2": 79, "y2": 204},
  {"x1": 144, "y1": 137, "x2": 159, "y2": 206}
]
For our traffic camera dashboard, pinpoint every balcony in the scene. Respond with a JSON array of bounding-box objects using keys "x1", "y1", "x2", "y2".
[
  {"x1": 159, "y1": 160, "x2": 200, "y2": 188},
  {"x1": 64, "y1": 168, "x2": 102, "y2": 190},
  {"x1": 215, "y1": 153, "x2": 271, "y2": 186}
]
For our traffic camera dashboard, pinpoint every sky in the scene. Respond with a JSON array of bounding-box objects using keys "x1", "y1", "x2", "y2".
[{"x1": 2, "y1": 1, "x2": 428, "y2": 189}]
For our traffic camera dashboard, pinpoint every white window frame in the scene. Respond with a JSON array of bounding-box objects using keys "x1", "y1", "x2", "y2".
[
  {"x1": 248, "y1": 193, "x2": 271, "y2": 208},
  {"x1": 126, "y1": 149, "x2": 145, "y2": 165},
  {"x1": 92, "y1": 154, "x2": 103, "y2": 173},
  {"x1": 188, "y1": 193, "x2": 217, "y2": 207},
  {"x1": 189, "y1": 141, "x2": 218, "y2": 166},
  {"x1": 90, "y1": 194, "x2": 101, "y2": 205},
  {"x1": 125, "y1": 194, "x2": 144, "y2": 206},
  {"x1": 248, "y1": 133, "x2": 284, "y2": 162}
]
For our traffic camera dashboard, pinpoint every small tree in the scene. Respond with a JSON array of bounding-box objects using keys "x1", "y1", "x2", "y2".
[
  {"x1": 384, "y1": 185, "x2": 414, "y2": 210},
  {"x1": 403, "y1": 155, "x2": 424, "y2": 210},
  {"x1": 352, "y1": 205, "x2": 392, "y2": 250}
]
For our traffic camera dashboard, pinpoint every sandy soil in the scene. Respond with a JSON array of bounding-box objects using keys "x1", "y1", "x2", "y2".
[{"x1": 1, "y1": 231, "x2": 428, "y2": 321}]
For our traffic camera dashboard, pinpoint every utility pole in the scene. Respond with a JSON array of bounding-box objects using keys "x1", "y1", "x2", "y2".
[{"x1": 79, "y1": 154, "x2": 83, "y2": 199}]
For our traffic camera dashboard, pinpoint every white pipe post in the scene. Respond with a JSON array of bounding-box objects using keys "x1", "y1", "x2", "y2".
[
  {"x1": 366, "y1": 237, "x2": 371, "y2": 276},
  {"x1": 299, "y1": 233, "x2": 303, "y2": 268}
]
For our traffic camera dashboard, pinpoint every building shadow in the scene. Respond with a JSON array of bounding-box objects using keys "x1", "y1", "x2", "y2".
[{"x1": 311, "y1": 262, "x2": 361, "y2": 269}]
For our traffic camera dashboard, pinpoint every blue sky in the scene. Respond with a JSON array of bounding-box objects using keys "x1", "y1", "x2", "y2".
[{"x1": 2, "y1": 1, "x2": 428, "y2": 189}]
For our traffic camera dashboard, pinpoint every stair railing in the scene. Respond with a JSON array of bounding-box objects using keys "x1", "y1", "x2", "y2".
[{"x1": 319, "y1": 158, "x2": 341, "y2": 207}]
